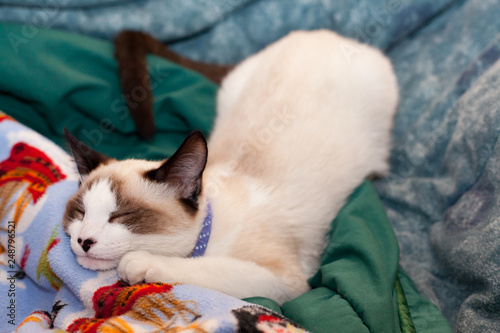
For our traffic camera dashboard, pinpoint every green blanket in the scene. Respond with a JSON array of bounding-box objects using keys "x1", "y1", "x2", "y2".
[{"x1": 0, "y1": 23, "x2": 451, "y2": 333}]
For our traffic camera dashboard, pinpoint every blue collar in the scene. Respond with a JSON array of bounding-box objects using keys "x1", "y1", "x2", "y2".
[{"x1": 190, "y1": 201, "x2": 212, "y2": 257}]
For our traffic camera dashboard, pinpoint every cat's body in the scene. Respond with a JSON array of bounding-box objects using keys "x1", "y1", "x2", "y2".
[{"x1": 63, "y1": 30, "x2": 398, "y2": 304}]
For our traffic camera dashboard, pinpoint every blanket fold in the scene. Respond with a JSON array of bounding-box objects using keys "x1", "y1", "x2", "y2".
[{"x1": 0, "y1": 23, "x2": 451, "y2": 333}]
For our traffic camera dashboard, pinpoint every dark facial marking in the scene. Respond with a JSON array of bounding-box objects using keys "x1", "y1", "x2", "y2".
[
  {"x1": 144, "y1": 131, "x2": 207, "y2": 212},
  {"x1": 108, "y1": 211, "x2": 133, "y2": 223},
  {"x1": 106, "y1": 176, "x2": 171, "y2": 234},
  {"x1": 62, "y1": 192, "x2": 84, "y2": 231},
  {"x1": 112, "y1": 195, "x2": 167, "y2": 234},
  {"x1": 64, "y1": 128, "x2": 113, "y2": 176}
]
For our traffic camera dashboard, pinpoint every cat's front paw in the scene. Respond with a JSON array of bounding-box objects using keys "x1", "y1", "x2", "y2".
[{"x1": 117, "y1": 251, "x2": 169, "y2": 285}]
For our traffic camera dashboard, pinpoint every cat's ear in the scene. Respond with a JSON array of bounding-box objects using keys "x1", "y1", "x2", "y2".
[
  {"x1": 145, "y1": 131, "x2": 208, "y2": 210},
  {"x1": 64, "y1": 127, "x2": 112, "y2": 177}
]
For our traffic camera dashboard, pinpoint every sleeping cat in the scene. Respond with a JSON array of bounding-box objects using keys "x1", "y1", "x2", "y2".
[{"x1": 63, "y1": 30, "x2": 398, "y2": 304}]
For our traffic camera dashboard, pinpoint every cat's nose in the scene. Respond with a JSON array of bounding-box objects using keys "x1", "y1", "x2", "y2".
[{"x1": 78, "y1": 238, "x2": 96, "y2": 252}]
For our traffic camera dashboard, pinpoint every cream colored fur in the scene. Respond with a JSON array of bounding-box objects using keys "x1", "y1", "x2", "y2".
[
  {"x1": 68, "y1": 30, "x2": 398, "y2": 305},
  {"x1": 119, "y1": 30, "x2": 398, "y2": 303}
]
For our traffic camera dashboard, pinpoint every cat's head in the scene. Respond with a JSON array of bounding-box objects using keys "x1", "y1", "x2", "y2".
[{"x1": 62, "y1": 129, "x2": 208, "y2": 270}]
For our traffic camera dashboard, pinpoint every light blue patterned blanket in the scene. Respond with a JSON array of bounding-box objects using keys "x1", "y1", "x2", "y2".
[
  {"x1": 0, "y1": 114, "x2": 308, "y2": 333},
  {"x1": 1, "y1": 1, "x2": 500, "y2": 331}
]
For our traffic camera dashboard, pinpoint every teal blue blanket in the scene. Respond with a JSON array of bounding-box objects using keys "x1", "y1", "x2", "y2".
[
  {"x1": 0, "y1": 23, "x2": 451, "y2": 333},
  {"x1": 2, "y1": 1, "x2": 500, "y2": 330}
]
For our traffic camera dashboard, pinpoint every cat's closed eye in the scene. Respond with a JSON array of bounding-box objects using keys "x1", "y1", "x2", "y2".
[
  {"x1": 109, "y1": 211, "x2": 133, "y2": 223},
  {"x1": 75, "y1": 208, "x2": 85, "y2": 220}
]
